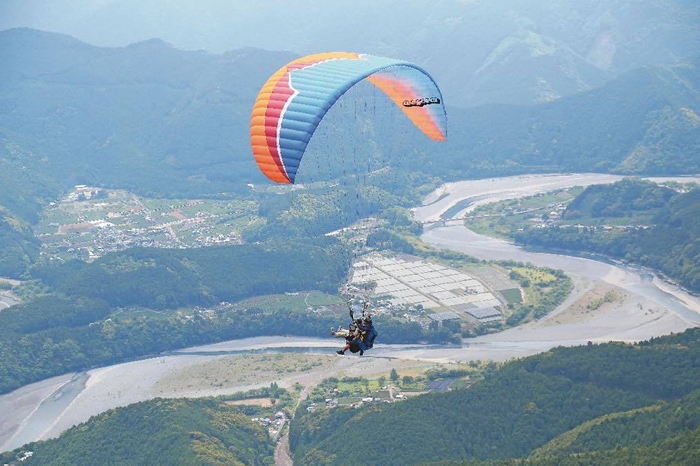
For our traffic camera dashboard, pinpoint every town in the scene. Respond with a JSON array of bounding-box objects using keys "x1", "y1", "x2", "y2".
[{"x1": 35, "y1": 185, "x2": 254, "y2": 262}]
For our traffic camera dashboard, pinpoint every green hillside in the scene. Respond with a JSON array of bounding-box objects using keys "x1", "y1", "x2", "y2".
[
  {"x1": 436, "y1": 428, "x2": 700, "y2": 465},
  {"x1": 289, "y1": 328, "x2": 700, "y2": 465},
  {"x1": 531, "y1": 390, "x2": 700, "y2": 459},
  {"x1": 0, "y1": 213, "x2": 39, "y2": 277},
  {"x1": 512, "y1": 178, "x2": 700, "y2": 292},
  {"x1": 442, "y1": 55, "x2": 700, "y2": 178},
  {"x1": 0, "y1": 398, "x2": 275, "y2": 466},
  {"x1": 0, "y1": 28, "x2": 289, "y2": 203},
  {"x1": 30, "y1": 239, "x2": 350, "y2": 309}
]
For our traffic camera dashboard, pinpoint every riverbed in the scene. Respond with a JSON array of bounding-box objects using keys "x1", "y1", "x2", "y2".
[{"x1": 2, "y1": 173, "x2": 699, "y2": 453}]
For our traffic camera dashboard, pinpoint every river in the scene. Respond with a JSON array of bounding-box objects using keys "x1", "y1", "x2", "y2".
[
  {"x1": 2, "y1": 173, "x2": 699, "y2": 453},
  {"x1": 421, "y1": 225, "x2": 700, "y2": 320}
]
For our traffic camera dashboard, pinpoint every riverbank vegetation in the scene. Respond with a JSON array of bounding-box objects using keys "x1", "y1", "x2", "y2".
[
  {"x1": 440, "y1": 260, "x2": 575, "y2": 337},
  {"x1": 464, "y1": 178, "x2": 700, "y2": 294},
  {"x1": 0, "y1": 290, "x2": 450, "y2": 394}
]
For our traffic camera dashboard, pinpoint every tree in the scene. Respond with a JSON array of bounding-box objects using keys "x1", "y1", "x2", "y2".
[{"x1": 390, "y1": 368, "x2": 399, "y2": 382}]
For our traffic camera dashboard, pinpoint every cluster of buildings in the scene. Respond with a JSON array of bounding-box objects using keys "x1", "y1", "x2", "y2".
[
  {"x1": 38, "y1": 187, "x2": 244, "y2": 261},
  {"x1": 514, "y1": 200, "x2": 653, "y2": 232},
  {"x1": 306, "y1": 391, "x2": 409, "y2": 412},
  {"x1": 252, "y1": 411, "x2": 287, "y2": 436}
]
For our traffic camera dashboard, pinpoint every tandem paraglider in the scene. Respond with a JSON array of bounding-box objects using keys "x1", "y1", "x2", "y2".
[
  {"x1": 331, "y1": 298, "x2": 378, "y2": 356},
  {"x1": 249, "y1": 52, "x2": 447, "y2": 353}
]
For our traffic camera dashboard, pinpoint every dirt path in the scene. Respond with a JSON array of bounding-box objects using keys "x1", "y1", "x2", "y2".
[
  {"x1": 274, "y1": 434, "x2": 293, "y2": 466},
  {"x1": 274, "y1": 366, "x2": 330, "y2": 465}
]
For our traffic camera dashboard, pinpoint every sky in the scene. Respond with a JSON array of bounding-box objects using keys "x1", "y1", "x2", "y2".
[{"x1": 0, "y1": 0, "x2": 430, "y2": 54}]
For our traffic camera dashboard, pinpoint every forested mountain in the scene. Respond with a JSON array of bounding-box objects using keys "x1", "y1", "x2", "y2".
[
  {"x1": 441, "y1": 55, "x2": 700, "y2": 178},
  {"x1": 0, "y1": 7, "x2": 698, "y2": 464},
  {"x1": 0, "y1": 28, "x2": 288, "y2": 205},
  {"x1": 289, "y1": 328, "x2": 700, "y2": 465},
  {"x1": 31, "y1": 239, "x2": 350, "y2": 309},
  {"x1": 0, "y1": 398, "x2": 275, "y2": 465},
  {"x1": 513, "y1": 178, "x2": 700, "y2": 292},
  {"x1": 3, "y1": 1, "x2": 699, "y2": 108}
]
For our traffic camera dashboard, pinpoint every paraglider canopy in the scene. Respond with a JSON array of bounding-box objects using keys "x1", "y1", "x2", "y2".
[{"x1": 250, "y1": 52, "x2": 447, "y2": 184}]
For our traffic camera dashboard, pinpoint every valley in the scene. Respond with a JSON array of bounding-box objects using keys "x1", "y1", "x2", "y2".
[{"x1": 2, "y1": 173, "x2": 698, "y2": 453}]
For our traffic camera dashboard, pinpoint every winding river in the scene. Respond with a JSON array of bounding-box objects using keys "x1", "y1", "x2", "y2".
[{"x1": 2, "y1": 174, "x2": 699, "y2": 453}]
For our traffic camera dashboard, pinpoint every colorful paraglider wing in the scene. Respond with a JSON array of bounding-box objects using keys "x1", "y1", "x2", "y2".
[
  {"x1": 366, "y1": 67, "x2": 446, "y2": 142},
  {"x1": 250, "y1": 52, "x2": 447, "y2": 184}
]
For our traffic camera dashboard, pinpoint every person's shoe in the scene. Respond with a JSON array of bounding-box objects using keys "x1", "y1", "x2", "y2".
[
  {"x1": 360, "y1": 350, "x2": 364, "y2": 356},
  {"x1": 336, "y1": 350, "x2": 344, "y2": 355}
]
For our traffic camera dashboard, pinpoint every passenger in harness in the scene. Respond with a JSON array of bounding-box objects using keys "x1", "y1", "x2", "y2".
[
  {"x1": 332, "y1": 323, "x2": 362, "y2": 354},
  {"x1": 336, "y1": 312, "x2": 377, "y2": 356}
]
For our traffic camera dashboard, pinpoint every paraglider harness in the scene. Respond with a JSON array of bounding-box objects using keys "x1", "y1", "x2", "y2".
[{"x1": 331, "y1": 298, "x2": 377, "y2": 353}]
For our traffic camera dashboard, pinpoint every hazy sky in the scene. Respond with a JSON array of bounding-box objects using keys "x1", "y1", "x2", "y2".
[{"x1": 0, "y1": 0, "x2": 434, "y2": 54}]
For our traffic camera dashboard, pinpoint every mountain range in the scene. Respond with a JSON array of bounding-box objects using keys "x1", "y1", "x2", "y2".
[
  {"x1": 2, "y1": 0, "x2": 699, "y2": 108},
  {"x1": 1, "y1": 27, "x2": 698, "y2": 224}
]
